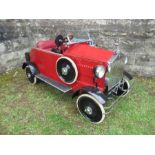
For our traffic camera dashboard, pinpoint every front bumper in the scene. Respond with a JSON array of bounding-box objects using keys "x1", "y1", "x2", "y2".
[
  {"x1": 106, "y1": 51, "x2": 130, "y2": 91},
  {"x1": 104, "y1": 71, "x2": 133, "y2": 114},
  {"x1": 108, "y1": 70, "x2": 133, "y2": 94}
]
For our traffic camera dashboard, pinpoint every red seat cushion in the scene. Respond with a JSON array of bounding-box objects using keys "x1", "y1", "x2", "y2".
[{"x1": 36, "y1": 40, "x2": 56, "y2": 49}]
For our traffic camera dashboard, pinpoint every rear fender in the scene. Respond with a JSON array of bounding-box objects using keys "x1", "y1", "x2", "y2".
[
  {"x1": 22, "y1": 52, "x2": 31, "y2": 69},
  {"x1": 22, "y1": 62, "x2": 39, "y2": 75},
  {"x1": 22, "y1": 62, "x2": 28, "y2": 69},
  {"x1": 72, "y1": 86, "x2": 107, "y2": 105}
]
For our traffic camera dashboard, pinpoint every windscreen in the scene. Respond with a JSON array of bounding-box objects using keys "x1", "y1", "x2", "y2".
[{"x1": 64, "y1": 30, "x2": 95, "y2": 45}]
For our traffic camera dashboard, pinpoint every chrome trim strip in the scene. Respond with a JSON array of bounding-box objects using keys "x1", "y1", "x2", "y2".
[
  {"x1": 36, "y1": 74, "x2": 71, "y2": 93},
  {"x1": 108, "y1": 52, "x2": 120, "y2": 65}
]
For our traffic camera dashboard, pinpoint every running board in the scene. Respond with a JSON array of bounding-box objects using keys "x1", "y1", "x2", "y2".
[{"x1": 35, "y1": 74, "x2": 71, "y2": 93}]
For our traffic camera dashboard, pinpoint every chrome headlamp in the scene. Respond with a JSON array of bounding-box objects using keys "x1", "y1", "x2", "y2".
[{"x1": 94, "y1": 65, "x2": 106, "y2": 78}]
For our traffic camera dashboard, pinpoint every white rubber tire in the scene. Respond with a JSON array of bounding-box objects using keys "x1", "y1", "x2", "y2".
[
  {"x1": 26, "y1": 66, "x2": 37, "y2": 85},
  {"x1": 76, "y1": 94, "x2": 105, "y2": 124},
  {"x1": 121, "y1": 78, "x2": 130, "y2": 97}
]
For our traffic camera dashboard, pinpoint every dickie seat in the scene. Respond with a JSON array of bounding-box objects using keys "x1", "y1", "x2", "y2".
[{"x1": 36, "y1": 40, "x2": 56, "y2": 50}]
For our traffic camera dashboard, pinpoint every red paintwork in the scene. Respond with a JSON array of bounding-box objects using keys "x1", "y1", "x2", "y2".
[
  {"x1": 36, "y1": 40, "x2": 56, "y2": 49},
  {"x1": 30, "y1": 39, "x2": 114, "y2": 92},
  {"x1": 64, "y1": 44, "x2": 114, "y2": 62}
]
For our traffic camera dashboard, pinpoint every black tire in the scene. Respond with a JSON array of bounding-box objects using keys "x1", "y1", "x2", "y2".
[
  {"x1": 26, "y1": 66, "x2": 37, "y2": 84},
  {"x1": 76, "y1": 94, "x2": 105, "y2": 124}
]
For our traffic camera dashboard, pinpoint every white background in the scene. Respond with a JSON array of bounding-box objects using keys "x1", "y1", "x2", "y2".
[
  {"x1": 0, "y1": 0, "x2": 154, "y2": 155},
  {"x1": 0, "y1": 0, "x2": 155, "y2": 19},
  {"x1": 0, "y1": 136, "x2": 154, "y2": 155}
]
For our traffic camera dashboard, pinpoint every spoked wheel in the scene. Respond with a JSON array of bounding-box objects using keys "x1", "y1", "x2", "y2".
[
  {"x1": 115, "y1": 79, "x2": 130, "y2": 96},
  {"x1": 26, "y1": 66, "x2": 37, "y2": 84},
  {"x1": 76, "y1": 94, "x2": 105, "y2": 124}
]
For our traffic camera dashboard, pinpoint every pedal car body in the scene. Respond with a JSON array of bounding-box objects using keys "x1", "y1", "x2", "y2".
[{"x1": 22, "y1": 32, "x2": 132, "y2": 124}]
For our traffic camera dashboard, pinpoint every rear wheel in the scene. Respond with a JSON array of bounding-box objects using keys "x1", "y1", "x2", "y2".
[
  {"x1": 76, "y1": 94, "x2": 105, "y2": 124},
  {"x1": 26, "y1": 66, "x2": 37, "y2": 84}
]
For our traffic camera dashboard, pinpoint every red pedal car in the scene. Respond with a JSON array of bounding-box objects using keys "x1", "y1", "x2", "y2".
[{"x1": 22, "y1": 32, "x2": 132, "y2": 124}]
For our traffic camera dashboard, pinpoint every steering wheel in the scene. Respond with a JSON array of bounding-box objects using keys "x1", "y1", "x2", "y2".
[
  {"x1": 55, "y1": 35, "x2": 64, "y2": 47},
  {"x1": 62, "y1": 33, "x2": 74, "y2": 43}
]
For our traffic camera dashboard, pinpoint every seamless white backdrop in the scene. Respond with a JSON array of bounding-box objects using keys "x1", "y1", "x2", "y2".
[
  {"x1": 0, "y1": 136, "x2": 154, "y2": 155},
  {"x1": 0, "y1": 0, "x2": 155, "y2": 19}
]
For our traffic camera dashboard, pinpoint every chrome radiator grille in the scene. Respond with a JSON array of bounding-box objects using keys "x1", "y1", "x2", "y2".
[{"x1": 106, "y1": 53, "x2": 126, "y2": 90}]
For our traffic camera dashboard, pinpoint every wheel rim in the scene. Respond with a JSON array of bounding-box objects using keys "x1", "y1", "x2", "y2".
[
  {"x1": 26, "y1": 67, "x2": 36, "y2": 84},
  {"x1": 77, "y1": 94, "x2": 105, "y2": 124}
]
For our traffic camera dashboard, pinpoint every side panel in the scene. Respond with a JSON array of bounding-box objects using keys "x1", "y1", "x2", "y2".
[
  {"x1": 68, "y1": 56, "x2": 107, "y2": 92},
  {"x1": 30, "y1": 48, "x2": 62, "y2": 82},
  {"x1": 29, "y1": 48, "x2": 107, "y2": 93}
]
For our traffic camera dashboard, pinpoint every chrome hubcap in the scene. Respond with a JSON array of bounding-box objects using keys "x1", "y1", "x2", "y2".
[
  {"x1": 27, "y1": 73, "x2": 31, "y2": 78},
  {"x1": 84, "y1": 106, "x2": 93, "y2": 115},
  {"x1": 61, "y1": 67, "x2": 68, "y2": 75},
  {"x1": 61, "y1": 65, "x2": 70, "y2": 76}
]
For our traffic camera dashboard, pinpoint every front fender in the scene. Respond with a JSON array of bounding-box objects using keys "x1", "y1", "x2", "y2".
[{"x1": 72, "y1": 86, "x2": 107, "y2": 105}]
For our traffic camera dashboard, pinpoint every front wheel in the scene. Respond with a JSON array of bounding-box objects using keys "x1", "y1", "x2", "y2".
[
  {"x1": 115, "y1": 78, "x2": 130, "y2": 97},
  {"x1": 76, "y1": 94, "x2": 105, "y2": 124},
  {"x1": 26, "y1": 66, "x2": 37, "y2": 84}
]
